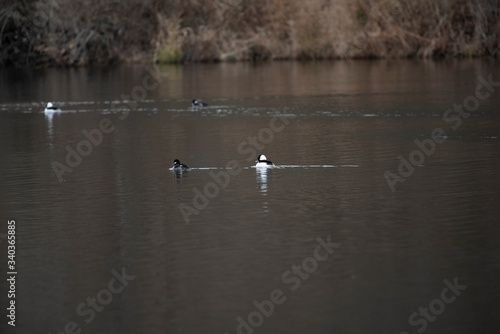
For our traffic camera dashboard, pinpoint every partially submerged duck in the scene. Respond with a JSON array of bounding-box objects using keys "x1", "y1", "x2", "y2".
[
  {"x1": 172, "y1": 159, "x2": 190, "y2": 172},
  {"x1": 256, "y1": 154, "x2": 275, "y2": 167},
  {"x1": 44, "y1": 102, "x2": 61, "y2": 113},
  {"x1": 192, "y1": 99, "x2": 208, "y2": 107}
]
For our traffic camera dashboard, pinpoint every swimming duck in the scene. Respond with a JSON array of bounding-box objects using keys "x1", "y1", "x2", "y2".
[
  {"x1": 255, "y1": 154, "x2": 275, "y2": 167},
  {"x1": 172, "y1": 159, "x2": 190, "y2": 172},
  {"x1": 192, "y1": 99, "x2": 208, "y2": 107},
  {"x1": 44, "y1": 102, "x2": 61, "y2": 113}
]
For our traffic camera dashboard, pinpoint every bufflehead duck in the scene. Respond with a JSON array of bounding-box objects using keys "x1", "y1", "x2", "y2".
[
  {"x1": 172, "y1": 159, "x2": 190, "y2": 172},
  {"x1": 256, "y1": 154, "x2": 275, "y2": 167},
  {"x1": 44, "y1": 102, "x2": 61, "y2": 113},
  {"x1": 192, "y1": 99, "x2": 208, "y2": 107}
]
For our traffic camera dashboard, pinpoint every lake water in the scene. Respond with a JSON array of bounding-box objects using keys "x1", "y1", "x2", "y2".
[{"x1": 0, "y1": 60, "x2": 499, "y2": 334}]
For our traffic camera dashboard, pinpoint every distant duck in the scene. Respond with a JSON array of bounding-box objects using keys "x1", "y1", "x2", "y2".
[
  {"x1": 256, "y1": 154, "x2": 275, "y2": 167},
  {"x1": 192, "y1": 99, "x2": 208, "y2": 107},
  {"x1": 172, "y1": 159, "x2": 190, "y2": 172},
  {"x1": 44, "y1": 102, "x2": 61, "y2": 113}
]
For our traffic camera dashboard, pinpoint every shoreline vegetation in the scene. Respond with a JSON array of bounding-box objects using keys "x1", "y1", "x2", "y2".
[{"x1": 1, "y1": 0, "x2": 499, "y2": 67}]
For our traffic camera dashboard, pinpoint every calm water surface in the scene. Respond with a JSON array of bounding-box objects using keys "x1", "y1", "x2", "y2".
[{"x1": 0, "y1": 60, "x2": 499, "y2": 333}]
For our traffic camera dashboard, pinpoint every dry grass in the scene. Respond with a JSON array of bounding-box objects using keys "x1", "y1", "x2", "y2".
[
  {"x1": 352, "y1": 0, "x2": 500, "y2": 58},
  {"x1": 1, "y1": 0, "x2": 499, "y2": 66}
]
